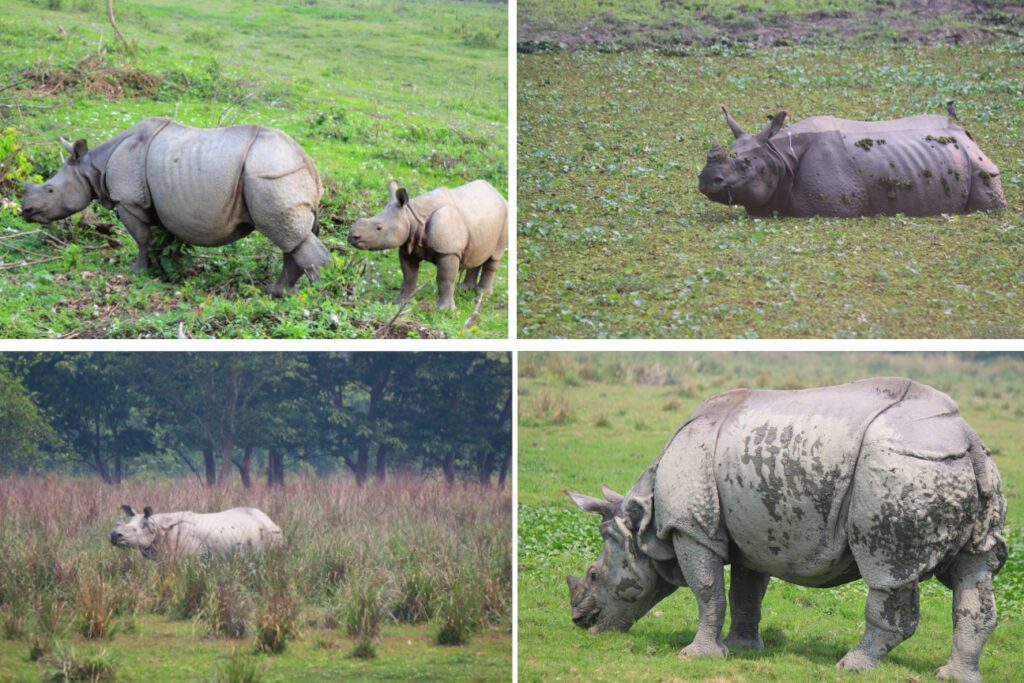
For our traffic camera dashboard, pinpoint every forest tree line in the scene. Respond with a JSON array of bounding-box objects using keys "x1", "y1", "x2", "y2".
[{"x1": 0, "y1": 352, "x2": 511, "y2": 488}]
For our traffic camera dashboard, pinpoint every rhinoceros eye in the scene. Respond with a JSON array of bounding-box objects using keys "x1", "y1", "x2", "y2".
[
  {"x1": 588, "y1": 567, "x2": 598, "y2": 581},
  {"x1": 45, "y1": 186, "x2": 55, "y2": 193}
]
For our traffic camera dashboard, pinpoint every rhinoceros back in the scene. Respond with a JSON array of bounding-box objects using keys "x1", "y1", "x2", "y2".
[{"x1": 779, "y1": 115, "x2": 1005, "y2": 216}]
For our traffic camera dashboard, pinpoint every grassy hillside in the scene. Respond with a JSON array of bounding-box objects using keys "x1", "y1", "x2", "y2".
[
  {"x1": 0, "y1": 0, "x2": 508, "y2": 338},
  {"x1": 517, "y1": 40, "x2": 1023, "y2": 338},
  {"x1": 519, "y1": 352, "x2": 1024, "y2": 682},
  {"x1": 0, "y1": 476, "x2": 511, "y2": 681}
]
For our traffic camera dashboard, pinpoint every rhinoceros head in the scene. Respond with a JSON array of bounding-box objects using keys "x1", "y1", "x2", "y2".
[
  {"x1": 21, "y1": 137, "x2": 95, "y2": 224},
  {"x1": 698, "y1": 107, "x2": 789, "y2": 209},
  {"x1": 348, "y1": 180, "x2": 417, "y2": 251},
  {"x1": 110, "y1": 505, "x2": 160, "y2": 558},
  {"x1": 566, "y1": 472, "x2": 677, "y2": 633}
]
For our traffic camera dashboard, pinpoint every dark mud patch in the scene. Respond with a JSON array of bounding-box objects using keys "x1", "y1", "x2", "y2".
[{"x1": 518, "y1": 1, "x2": 1024, "y2": 52}]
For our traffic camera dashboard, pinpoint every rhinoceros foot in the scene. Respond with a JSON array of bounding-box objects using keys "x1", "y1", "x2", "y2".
[
  {"x1": 723, "y1": 631, "x2": 764, "y2": 651},
  {"x1": 936, "y1": 662, "x2": 982, "y2": 683},
  {"x1": 836, "y1": 649, "x2": 878, "y2": 673},
  {"x1": 681, "y1": 637, "x2": 728, "y2": 659},
  {"x1": 265, "y1": 282, "x2": 296, "y2": 298}
]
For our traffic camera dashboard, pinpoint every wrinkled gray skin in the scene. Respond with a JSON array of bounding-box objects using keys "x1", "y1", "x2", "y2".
[
  {"x1": 21, "y1": 117, "x2": 329, "y2": 296},
  {"x1": 348, "y1": 179, "x2": 508, "y2": 310},
  {"x1": 568, "y1": 377, "x2": 1006, "y2": 683},
  {"x1": 110, "y1": 505, "x2": 284, "y2": 559},
  {"x1": 698, "y1": 106, "x2": 1007, "y2": 217}
]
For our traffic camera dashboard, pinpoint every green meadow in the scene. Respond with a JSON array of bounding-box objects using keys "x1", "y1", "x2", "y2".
[
  {"x1": 517, "y1": 4, "x2": 1024, "y2": 339},
  {"x1": 0, "y1": 0, "x2": 508, "y2": 338},
  {"x1": 518, "y1": 352, "x2": 1024, "y2": 681}
]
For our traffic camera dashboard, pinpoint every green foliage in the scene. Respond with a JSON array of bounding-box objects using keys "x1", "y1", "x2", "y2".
[
  {"x1": 38, "y1": 643, "x2": 117, "y2": 682},
  {"x1": 216, "y1": 649, "x2": 266, "y2": 683},
  {"x1": 342, "y1": 569, "x2": 392, "y2": 659},
  {"x1": 0, "y1": 127, "x2": 43, "y2": 195},
  {"x1": 147, "y1": 227, "x2": 196, "y2": 282},
  {"x1": 519, "y1": 352, "x2": 1024, "y2": 682},
  {"x1": 518, "y1": 41, "x2": 1024, "y2": 338}
]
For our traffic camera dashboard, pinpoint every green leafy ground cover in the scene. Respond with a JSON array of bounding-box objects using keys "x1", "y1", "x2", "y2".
[
  {"x1": 518, "y1": 352, "x2": 1024, "y2": 681},
  {"x1": 0, "y1": 0, "x2": 508, "y2": 339},
  {"x1": 518, "y1": 40, "x2": 1024, "y2": 338}
]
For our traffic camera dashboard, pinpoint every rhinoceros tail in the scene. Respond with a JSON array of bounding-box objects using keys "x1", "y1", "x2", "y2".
[{"x1": 967, "y1": 432, "x2": 1007, "y2": 572}]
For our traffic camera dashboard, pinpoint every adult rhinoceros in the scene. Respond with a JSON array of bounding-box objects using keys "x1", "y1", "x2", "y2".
[
  {"x1": 567, "y1": 377, "x2": 1006, "y2": 683},
  {"x1": 110, "y1": 505, "x2": 284, "y2": 559},
  {"x1": 21, "y1": 118, "x2": 329, "y2": 295},
  {"x1": 697, "y1": 106, "x2": 1006, "y2": 217}
]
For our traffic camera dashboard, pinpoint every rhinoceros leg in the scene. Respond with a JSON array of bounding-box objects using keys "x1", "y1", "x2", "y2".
[
  {"x1": 395, "y1": 250, "x2": 421, "y2": 304},
  {"x1": 266, "y1": 233, "x2": 330, "y2": 298},
  {"x1": 475, "y1": 255, "x2": 501, "y2": 296},
  {"x1": 460, "y1": 266, "x2": 480, "y2": 290},
  {"x1": 435, "y1": 254, "x2": 460, "y2": 310},
  {"x1": 723, "y1": 564, "x2": 770, "y2": 650},
  {"x1": 672, "y1": 534, "x2": 729, "y2": 658},
  {"x1": 935, "y1": 551, "x2": 998, "y2": 683},
  {"x1": 117, "y1": 209, "x2": 152, "y2": 271},
  {"x1": 837, "y1": 582, "x2": 919, "y2": 673}
]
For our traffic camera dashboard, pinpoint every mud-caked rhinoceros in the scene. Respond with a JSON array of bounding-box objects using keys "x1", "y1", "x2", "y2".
[
  {"x1": 698, "y1": 106, "x2": 1007, "y2": 217},
  {"x1": 110, "y1": 505, "x2": 284, "y2": 559},
  {"x1": 567, "y1": 377, "x2": 1006, "y2": 683},
  {"x1": 348, "y1": 179, "x2": 508, "y2": 310},
  {"x1": 21, "y1": 117, "x2": 330, "y2": 295}
]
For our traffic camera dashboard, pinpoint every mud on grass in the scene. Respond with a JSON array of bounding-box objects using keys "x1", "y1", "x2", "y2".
[{"x1": 517, "y1": 42, "x2": 1024, "y2": 338}]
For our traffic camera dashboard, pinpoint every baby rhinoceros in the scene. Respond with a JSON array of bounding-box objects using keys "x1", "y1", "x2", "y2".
[
  {"x1": 21, "y1": 117, "x2": 330, "y2": 296},
  {"x1": 110, "y1": 505, "x2": 284, "y2": 559},
  {"x1": 698, "y1": 105, "x2": 1007, "y2": 217},
  {"x1": 348, "y1": 180, "x2": 508, "y2": 310},
  {"x1": 568, "y1": 377, "x2": 1006, "y2": 683}
]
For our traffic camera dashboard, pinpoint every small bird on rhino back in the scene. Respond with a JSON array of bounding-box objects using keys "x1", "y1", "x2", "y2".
[{"x1": 21, "y1": 117, "x2": 330, "y2": 296}]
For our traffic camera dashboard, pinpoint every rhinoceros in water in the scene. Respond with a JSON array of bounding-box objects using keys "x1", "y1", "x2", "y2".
[
  {"x1": 698, "y1": 106, "x2": 1006, "y2": 217},
  {"x1": 567, "y1": 378, "x2": 1006, "y2": 683},
  {"x1": 348, "y1": 180, "x2": 508, "y2": 310},
  {"x1": 110, "y1": 505, "x2": 284, "y2": 559},
  {"x1": 21, "y1": 117, "x2": 329, "y2": 295}
]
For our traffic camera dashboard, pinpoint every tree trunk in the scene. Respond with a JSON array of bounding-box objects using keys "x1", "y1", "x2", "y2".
[
  {"x1": 267, "y1": 448, "x2": 285, "y2": 488},
  {"x1": 354, "y1": 446, "x2": 369, "y2": 486},
  {"x1": 203, "y1": 446, "x2": 217, "y2": 487},
  {"x1": 375, "y1": 443, "x2": 390, "y2": 482},
  {"x1": 442, "y1": 452, "x2": 456, "y2": 486},
  {"x1": 497, "y1": 450, "x2": 511, "y2": 489},
  {"x1": 235, "y1": 444, "x2": 253, "y2": 489},
  {"x1": 478, "y1": 450, "x2": 494, "y2": 488},
  {"x1": 93, "y1": 415, "x2": 112, "y2": 484},
  {"x1": 217, "y1": 429, "x2": 234, "y2": 487}
]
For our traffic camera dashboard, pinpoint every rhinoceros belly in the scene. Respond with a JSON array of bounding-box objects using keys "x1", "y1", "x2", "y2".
[{"x1": 145, "y1": 124, "x2": 260, "y2": 246}]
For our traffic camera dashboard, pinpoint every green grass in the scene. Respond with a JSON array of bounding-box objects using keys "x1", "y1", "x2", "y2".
[
  {"x1": 517, "y1": 41, "x2": 1024, "y2": 338},
  {"x1": 0, "y1": 0, "x2": 508, "y2": 338},
  {"x1": 518, "y1": 352, "x2": 1024, "y2": 682}
]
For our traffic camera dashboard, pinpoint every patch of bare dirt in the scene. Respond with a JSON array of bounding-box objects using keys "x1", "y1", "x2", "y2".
[
  {"x1": 351, "y1": 318, "x2": 448, "y2": 339},
  {"x1": 518, "y1": 1, "x2": 1023, "y2": 51}
]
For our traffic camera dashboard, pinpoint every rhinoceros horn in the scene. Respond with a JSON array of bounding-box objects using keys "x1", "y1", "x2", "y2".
[{"x1": 721, "y1": 104, "x2": 747, "y2": 139}]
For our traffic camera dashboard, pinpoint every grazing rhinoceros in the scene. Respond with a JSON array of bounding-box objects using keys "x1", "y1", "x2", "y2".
[
  {"x1": 698, "y1": 106, "x2": 1007, "y2": 217},
  {"x1": 110, "y1": 505, "x2": 284, "y2": 559},
  {"x1": 567, "y1": 377, "x2": 1006, "y2": 683},
  {"x1": 348, "y1": 179, "x2": 508, "y2": 310},
  {"x1": 21, "y1": 117, "x2": 329, "y2": 295}
]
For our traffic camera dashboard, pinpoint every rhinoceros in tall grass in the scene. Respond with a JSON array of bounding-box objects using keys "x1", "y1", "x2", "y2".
[
  {"x1": 21, "y1": 117, "x2": 329, "y2": 295},
  {"x1": 567, "y1": 377, "x2": 1006, "y2": 683},
  {"x1": 348, "y1": 179, "x2": 508, "y2": 309},
  {"x1": 110, "y1": 505, "x2": 284, "y2": 559},
  {"x1": 698, "y1": 106, "x2": 1006, "y2": 217}
]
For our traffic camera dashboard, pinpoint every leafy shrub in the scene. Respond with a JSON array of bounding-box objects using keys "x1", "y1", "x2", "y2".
[{"x1": 0, "y1": 127, "x2": 43, "y2": 197}]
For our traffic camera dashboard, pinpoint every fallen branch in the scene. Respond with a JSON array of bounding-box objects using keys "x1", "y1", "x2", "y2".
[
  {"x1": 462, "y1": 291, "x2": 486, "y2": 331},
  {"x1": 0, "y1": 103, "x2": 57, "y2": 109},
  {"x1": 372, "y1": 283, "x2": 427, "y2": 339},
  {"x1": 0, "y1": 241, "x2": 46, "y2": 259},
  {"x1": 0, "y1": 255, "x2": 62, "y2": 269},
  {"x1": 0, "y1": 230, "x2": 46, "y2": 241}
]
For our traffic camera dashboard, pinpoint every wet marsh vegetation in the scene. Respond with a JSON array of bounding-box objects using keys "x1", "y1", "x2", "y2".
[
  {"x1": 518, "y1": 41, "x2": 1024, "y2": 338},
  {"x1": 0, "y1": 476, "x2": 511, "y2": 681},
  {"x1": 0, "y1": 0, "x2": 507, "y2": 338},
  {"x1": 518, "y1": 352, "x2": 1024, "y2": 681}
]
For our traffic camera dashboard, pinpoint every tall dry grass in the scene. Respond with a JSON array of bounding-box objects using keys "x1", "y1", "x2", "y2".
[{"x1": 0, "y1": 475, "x2": 511, "y2": 652}]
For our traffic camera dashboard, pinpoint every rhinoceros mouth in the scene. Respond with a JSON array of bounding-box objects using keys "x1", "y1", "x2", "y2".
[
  {"x1": 572, "y1": 608, "x2": 599, "y2": 629},
  {"x1": 700, "y1": 185, "x2": 735, "y2": 205}
]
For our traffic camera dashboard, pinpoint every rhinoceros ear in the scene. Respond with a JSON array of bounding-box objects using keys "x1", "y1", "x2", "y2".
[
  {"x1": 600, "y1": 484, "x2": 624, "y2": 503},
  {"x1": 756, "y1": 110, "x2": 789, "y2": 143},
  {"x1": 566, "y1": 489, "x2": 617, "y2": 522},
  {"x1": 121, "y1": 505, "x2": 136, "y2": 517},
  {"x1": 396, "y1": 187, "x2": 409, "y2": 208},
  {"x1": 721, "y1": 104, "x2": 747, "y2": 139},
  {"x1": 61, "y1": 137, "x2": 88, "y2": 161},
  {"x1": 707, "y1": 141, "x2": 725, "y2": 160},
  {"x1": 143, "y1": 506, "x2": 153, "y2": 518}
]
